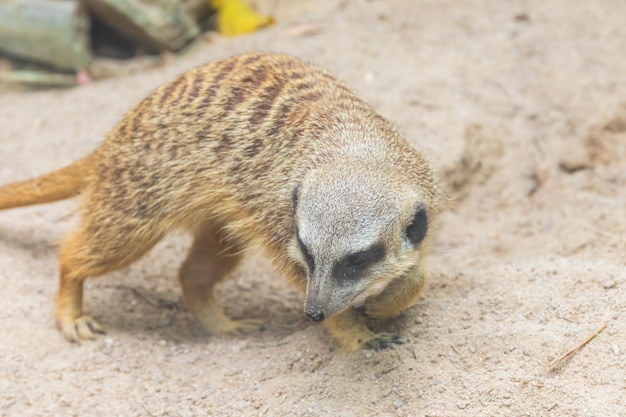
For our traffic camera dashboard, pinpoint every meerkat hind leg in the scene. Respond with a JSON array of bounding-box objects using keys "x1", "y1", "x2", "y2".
[
  {"x1": 178, "y1": 225, "x2": 262, "y2": 335},
  {"x1": 56, "y1": 219, "x2": 164, "y2": 343},
  {"x1": 56, "y1": 274, "x2": 105, "y2": 343}
]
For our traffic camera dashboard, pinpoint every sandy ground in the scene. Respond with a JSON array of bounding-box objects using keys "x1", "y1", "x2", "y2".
[{"x1": 1, "y1": 0, "x2": 625, "y2": 416}]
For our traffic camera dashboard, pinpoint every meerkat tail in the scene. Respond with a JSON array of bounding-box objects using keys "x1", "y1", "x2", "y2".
[{"x1": 0, "y1": 153, "x2": 94, "y2": 210}]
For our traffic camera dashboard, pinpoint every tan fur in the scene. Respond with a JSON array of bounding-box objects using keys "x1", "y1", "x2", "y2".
[
  {"x1": 0, "y1": 53, "x2": 445, "y2": 351},
  {"x1": 0, "y1": 154, "x2": 94, "y2": 210}
]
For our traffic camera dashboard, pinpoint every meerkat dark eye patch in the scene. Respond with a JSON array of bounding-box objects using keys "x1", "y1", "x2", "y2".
[
  {"x1": 296, "y1": 232, "x2": 314, "y2": 272},
  {"x1": 406, "y1": 205, "x2": 428, "y2": 246},
  {"x1": 334, "y1": 244, "x2": 386, "y2": 281}
]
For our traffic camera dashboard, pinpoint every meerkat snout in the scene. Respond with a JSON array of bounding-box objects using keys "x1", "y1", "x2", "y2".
[{"x1": 305, "y1": 310, "x2": 326, "y2": 322}]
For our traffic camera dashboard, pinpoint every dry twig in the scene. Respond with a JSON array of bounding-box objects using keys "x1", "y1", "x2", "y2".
[{"x1": 547, "y1": 321, "x2": 608, "y2": 371}]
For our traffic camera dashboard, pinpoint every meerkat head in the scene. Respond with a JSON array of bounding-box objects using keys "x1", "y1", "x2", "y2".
[{"x1": 289, "y1": 160, "x2": 433, "y2": 322}]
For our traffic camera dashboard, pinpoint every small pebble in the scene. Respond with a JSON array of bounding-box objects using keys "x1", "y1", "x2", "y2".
[
  {"x1": 558, "y1": 141, "x2": 590, "y2": 173},
  {"x1": 603, "y1": 280, "x2": 617, "y2": 289},
  {"x1": 457, "y1": 402, "x2": 469, "y2": 410},
  {"x1": 612, "y1": 344, "x2": 620, "y2": 355},
  {"x1": 393, "y1": 398, "x2": 403, "y2": 409}
]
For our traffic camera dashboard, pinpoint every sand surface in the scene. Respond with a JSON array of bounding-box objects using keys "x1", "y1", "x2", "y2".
[{"x1": 1, "y1": 0, "x2": 625, "y2": 416}]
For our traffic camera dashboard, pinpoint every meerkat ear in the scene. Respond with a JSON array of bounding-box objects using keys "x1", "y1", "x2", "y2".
[
  {"x1": 406, "y1": 205, "x2": 428, "y2": 246},
  {"x1": 292, "y1": 184, "x2": 301, "y2": 213}
]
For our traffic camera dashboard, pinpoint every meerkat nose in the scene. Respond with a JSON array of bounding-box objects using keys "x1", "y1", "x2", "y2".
[{"x1": 305, "y1": 310, "x2": 325, "y2": 322}]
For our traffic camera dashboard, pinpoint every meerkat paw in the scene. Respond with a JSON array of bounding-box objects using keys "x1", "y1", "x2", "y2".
[
  {"x1": 57, "y1": 315, "x2": 106, "y2": 343},
  {"x1": 325, "y1": 309, "x2": 407, "y2": 352},
  {"x1": 364, "y1": 333, "x2": 407, "y2": 351},
  {"x1": 220, "y1": 317, "x2": 265, "y2": 335},
  {"x1": 333, "y1": 332, "x2": 407, "y2": 352},
  {"x1": 196, "y1": 310, "x2": 264, "y2": 336}
]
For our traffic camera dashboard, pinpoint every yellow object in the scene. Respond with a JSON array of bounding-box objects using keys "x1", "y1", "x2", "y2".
[{"x1": 212, "y1": 0, "x2": 275, "y2": 36}]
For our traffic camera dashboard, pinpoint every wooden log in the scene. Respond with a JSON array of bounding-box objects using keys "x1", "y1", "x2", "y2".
[
  {"x1": 0, "y1": 70, "x2": 78, "y2": 87},
  {"x1": 182, "y1": 0, "x2": 214, "y2": 24},
  {"x1": 0, "y1": 0, "x2": 91, "y2": 71},
  {"x1": 81, "y1": 0, "x2": 200, "y2": 52}
]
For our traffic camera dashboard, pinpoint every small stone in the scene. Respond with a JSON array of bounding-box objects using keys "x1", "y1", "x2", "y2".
[
  {"x1": 612, "y1": 344, "x2": 620, "y2": 355},
  {"x1": 457, "y1": 402, "x2": 469, "y2": 410},
  {"x1": 393, "y1": 398, "x2": 403, "y2": 409},
  {"x1": 603, "y1": 279, "x2": 617, "y2": 289},
  {"x1": 514, "y1": 13, "x2": 530, "y2": 22},
  {"x1": 559, "y1": 141, "x2": 591, "y2": 173}
]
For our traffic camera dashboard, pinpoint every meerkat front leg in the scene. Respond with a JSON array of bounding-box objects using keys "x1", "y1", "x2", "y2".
[
  {"x1": 324, "y1": 308, "x2": 406, "y2": 352},
  {"x1": 178, "y1": 224, "x2": 262, "y2": 335},
  {"x1": 325, "y1": 261, "x2": 428, "y2": 352},
  {"x1": 358, "y1": 260, "x2": 428, "y2": 320}
]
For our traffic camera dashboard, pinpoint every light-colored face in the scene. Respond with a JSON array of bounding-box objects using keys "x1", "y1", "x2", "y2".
[{"x1": 290, "y1": 163, "x2": 430, "y2": 322}]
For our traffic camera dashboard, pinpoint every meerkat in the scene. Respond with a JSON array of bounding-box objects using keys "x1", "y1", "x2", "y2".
[{"x1": 0, "y1": 52, "x2": 445, "y2": 352}]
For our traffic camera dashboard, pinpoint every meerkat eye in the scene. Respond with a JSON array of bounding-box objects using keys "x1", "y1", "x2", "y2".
[
  {"x1": 345, "y1": 253, "x2": 368, "y2": 270},
  {"x1": 339, "y1": 244, "x2": 386, "y2": 279},
  {"x1": 406, "y1": 206, "x2": 428, "y2": 246}
]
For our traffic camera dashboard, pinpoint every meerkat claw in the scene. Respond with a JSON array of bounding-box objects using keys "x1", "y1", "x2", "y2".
[
  {"x1": 229, "y1": 318, "x2": 265, "y2": 335},
  {"x1": 209, "y1": 317, "x2": 264, "y2": 336},
  {"x1": 59, "y1": 315, "x2": 106, "y2": 343},
  {"x1": 364, "y1": 333, "x2": 407, "y2": 351},
  {"x1": 356, "y1": 305, "x2": 369, "y2": 317}
]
